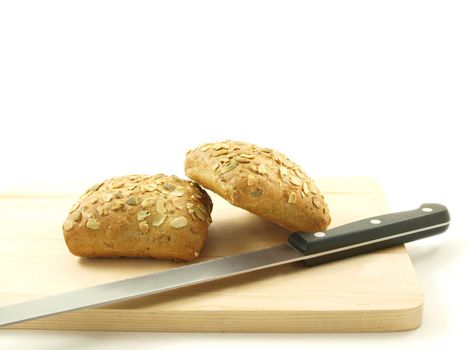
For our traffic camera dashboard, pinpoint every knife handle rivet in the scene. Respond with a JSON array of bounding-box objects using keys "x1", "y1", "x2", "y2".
[
  {"x1": 370, "y1": 219, "x2": 382, "y2": 224},
  {"x1": 422, "y1": 207, "x2": 433, "y2": 212},
  {"x1": 314, "y1": 232, "x2": 326, "y2": 238}
]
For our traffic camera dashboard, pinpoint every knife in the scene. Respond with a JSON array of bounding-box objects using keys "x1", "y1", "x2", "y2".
[{"x1": 0, "y1": 203, "x2": 450, "y2": 327}]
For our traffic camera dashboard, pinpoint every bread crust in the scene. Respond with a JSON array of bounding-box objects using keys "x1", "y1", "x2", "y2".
[
  {"x1": 62, "y1": 174, "x2": 213, "y2": 261},
  {"x1": 185, "y1": 141, "x2": 330, "y2": 232}
]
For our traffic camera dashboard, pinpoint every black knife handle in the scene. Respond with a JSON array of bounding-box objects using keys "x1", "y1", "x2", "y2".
[{"x1": 288, "y1": 203, "x2": 450, "y2": 267}]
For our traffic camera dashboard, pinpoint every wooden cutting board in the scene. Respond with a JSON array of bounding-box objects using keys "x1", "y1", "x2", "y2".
[{"x1": 0, "y1": 177, "x2": 423, "y2": 332}]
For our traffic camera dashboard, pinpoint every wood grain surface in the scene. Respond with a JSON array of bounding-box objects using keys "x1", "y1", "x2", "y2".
[{"x1": 0, "y1": 177, "x2": 423, "y2": 332}]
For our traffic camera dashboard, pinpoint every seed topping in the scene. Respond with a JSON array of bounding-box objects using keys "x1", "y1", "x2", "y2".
[
  {"x1": 170, "y1": 216, "x2": 188, "y2": 229},
  {"x1": 220, "y1": 160, "x2": 238, "y2": 174},
  {"x1": 152, "y1": 213, "x2": 167, "y2": 227},
  {"x1": 257, "y1": 164, "x2": 267, "y2": 175},
  {"x1": 137, "y1": 210, "x2": 151, "y2": 221},
  {"x1": 126, "y1": 196, "x2": 138, "y2": 206},
  {"x1": 86, "y1": 218, "x2": 101, "y2": 230},
  {"x1": 156, "y1": 199, "x2": 167, "y2": 213},
  {"x1": 63, "y1": 219, "x2": 74, "y2": 230},
  {"x1": 290, "y1": 176, "x2": 302, "y2": 186},
  {"x1": 141, "y1": 198, "x2": 156, "y2": 208},
  {"x1": 102, "y1": 193, "x2": 113, "y2": 202},
  {"x1": 288, "y1": 192, "x2": 297, "y2": 204}
]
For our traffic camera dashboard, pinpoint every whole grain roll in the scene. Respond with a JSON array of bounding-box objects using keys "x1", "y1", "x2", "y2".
[
  {"x1": 185, "y1": 140, "x2": 330, "y2": 232},
  {"x1": 62, "y1": 174, "x2": 213, "y2": 261}
]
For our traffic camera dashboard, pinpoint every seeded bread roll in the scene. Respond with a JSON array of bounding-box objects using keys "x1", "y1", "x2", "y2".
[
  {"x1": 62, "y1": 174, "x2": 213, "y2": 261},
  {"x1": 185, "y1": 141, "x2": 330, "y2": 232}
]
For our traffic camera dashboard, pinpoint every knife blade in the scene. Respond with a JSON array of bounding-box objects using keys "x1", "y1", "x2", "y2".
[{"x1": 0, "y1": 203, "x2": 450, "y2": 327}]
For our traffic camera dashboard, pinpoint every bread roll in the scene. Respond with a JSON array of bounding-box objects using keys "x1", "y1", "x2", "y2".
[
  {"x1": 185, "y1": 140, "x2": 330, "y2": 232},
  {"x1": 63, "y1": 174, "x2": 213, "y2": 261}
]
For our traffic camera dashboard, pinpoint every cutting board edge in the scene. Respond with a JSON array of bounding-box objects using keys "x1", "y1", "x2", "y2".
[{"x1": 5, "y1": 300, "x2": 423, "y2": 332}]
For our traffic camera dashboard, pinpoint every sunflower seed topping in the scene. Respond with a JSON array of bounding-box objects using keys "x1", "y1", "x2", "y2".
[
  {"x1": 112, "y1": 181, "x2": 125, "y2": 189},
  {"x1": 172, "y1": 198, "x2": 185, "y2": 209},
  {"x1": 88, "y1": 182, "x2": 104, "y2": 192},
  {"x1": 172, "y1": 188, "x2": 185, "y2": 197},
  {"x1": 240, "y1": 153, "x2": 256, "y2": 159},
  {"x1": 290, "y1": 176, "x2": 302, "y2": 186},
  {"x1": 303, "y1": 182, "x2": 310, "y2": 195},
  {"x1": 288, "y1": 192, "x2": 297, "y2": 204},
  {"x1": 235, "y1": 156, "x2": 251, "y2": 163},
  {"x1": 312, "y1": 196, "x2": 321, "y2": 209},
  {"x1": 257, "y1": 164, "x2": 267, "y2": 175},
  {"x1": 279, "y1": 166, "x2": 288, "y2": 178},
  {"x1": 164, "y1": 183, "x2": 175, "y2": 191},
  {"x1": 194, "y1": 207, "x2": 205, "y2": 221},
  {"x1": 114, "y1": 191, "x2": 124, "y2": 199},
  {"x1": 214, "y1": 149, "x2": 229, "y2": 157},
  {"x1": 126, "y1": 196, "x2": 138, "y2": 205},
  {"x1": 294, "y1": 168, "x2": 307, "y2": 179},
  {"x1": 220, "y1": 160, "x2": 238, "y2": 174},
  {"x1": 63, "y1": 219, "x2": 74, "y2": 230},
  {"x1": 144, "y1": 184, "x2": 157, "y2": 192},
  {"x1": 152, "y1": 213, "x2": 167, "y2": 227},
  {"x1": 141, "y1": 198, "x2": 156, "y2": 208},
  {"x1": 156, "y1": 199, "x2": 167, "y2": 213},
  {"x1": 86, "y1": 218, "x2": 101, "y2": 230},
  {"x1": 213, "y1": 142, "x2": 229, "y2": 150},
  {"x1": 137, "y1": 210, "x2": 151, "y2": 221},
  {"x1": 71, "y1": 210, "x2": 82, "y2": 222},
  {"x1": 127, "y1": 183, "x2": 137, "y2": 190},
  {"x1": 170, "y1": 216, "x2": 188, "y2": 229},
  {"x1": 102, "y1": 193, "x2": 113, "y2": 202},
  {"x1": 110, "y1": 201, "x2": 123, "y2": 210}
]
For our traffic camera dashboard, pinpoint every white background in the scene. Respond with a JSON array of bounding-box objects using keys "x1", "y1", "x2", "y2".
[{"x1": 0, "y1": 0, "x2": 466, "y2": 348}]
